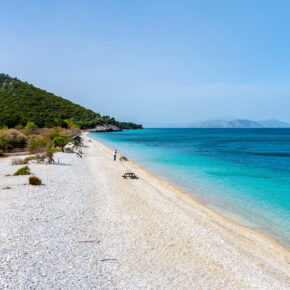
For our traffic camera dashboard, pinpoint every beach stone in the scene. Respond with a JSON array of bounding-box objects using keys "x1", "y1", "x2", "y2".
[{"x1": 0, "y1": 136, "x2": 288, "y2": 289}]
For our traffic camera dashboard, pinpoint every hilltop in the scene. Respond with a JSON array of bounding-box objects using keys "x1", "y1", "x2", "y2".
[{"x1": 0, "y1": 74, "x2": 142, "y2": 130}]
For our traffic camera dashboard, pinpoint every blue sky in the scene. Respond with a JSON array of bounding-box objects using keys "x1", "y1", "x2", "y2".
[{"x1": 1, "y1": 0, "x2": 290, "y2": 125}]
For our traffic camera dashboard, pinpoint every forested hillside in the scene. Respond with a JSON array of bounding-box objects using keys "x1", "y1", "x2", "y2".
[{"x1": 0, "y1": 74, "x2": 142, "y2": 129}]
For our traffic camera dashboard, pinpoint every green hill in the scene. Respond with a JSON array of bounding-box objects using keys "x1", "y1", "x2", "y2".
[{"x1": 0, "y1": 73, "x2": 142, "y2": 130}]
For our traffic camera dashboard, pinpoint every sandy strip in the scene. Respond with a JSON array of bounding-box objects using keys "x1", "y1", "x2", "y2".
[
  {"x1": 0, "y1": 135, "x2": 289, "y2": 289},
  {"x1": 86, "y1": 135, "x2": 289, "y2": 289},
  {"x1": 0, "y1": 157, "x2": 9, "y2": 164}
]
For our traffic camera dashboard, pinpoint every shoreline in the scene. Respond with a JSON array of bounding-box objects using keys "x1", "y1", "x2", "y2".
[
  {"x1": 1, "y1": 134, "x2": 289, "y2": 288},
  {"x1": 88, "y1": 134, "x2": 290, "y2": 256}
]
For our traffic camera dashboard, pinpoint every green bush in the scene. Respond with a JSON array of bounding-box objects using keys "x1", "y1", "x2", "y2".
[
  {"x1": 52, "y1": 135, "x2": 70, "y2": 151},
  {"x1": 13, "y1": 166, "x2": 31, "y2": 176},
  {"x1": 29, "y1": 176, "x2": 42, "y2": 185},
  {"x1": 15, "y1": 124, "x2": 24, "y2": 130},
  {"x1": 25, "y1": 121, "x2": 38, "y2": 130},
  {"x1": 64, "y1": 119, "x2": 80, "y2": 129},
  {"x1": 47, "y1": 130, "x2": 62, "y2": 140},
  {"x1": 28, "y1": 129, "x2": 71, "y2": 154},
  {"x1": 24, "y1": 156, "x2": 36, "y2": 163}
]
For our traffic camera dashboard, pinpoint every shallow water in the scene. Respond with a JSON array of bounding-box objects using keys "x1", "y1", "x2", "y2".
[{"x1": 90, "y1": 128, "x2": 290, "y2": 247}]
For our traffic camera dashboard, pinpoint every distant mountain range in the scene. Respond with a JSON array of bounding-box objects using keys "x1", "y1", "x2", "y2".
[{"x1": 188, "y1": 119, "x2": 290, "y2": 128}]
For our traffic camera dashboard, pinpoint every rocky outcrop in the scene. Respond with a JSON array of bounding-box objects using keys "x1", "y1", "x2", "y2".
[{"x1": 88, "y1": 124, "x2": 121, "y2": 132}]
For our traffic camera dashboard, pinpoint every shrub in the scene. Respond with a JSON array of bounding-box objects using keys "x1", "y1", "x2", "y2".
[
  {"x1": 25, "y1": 121, "x2": 38, "y2": 130},
  {"x1": 13, "y1": 165, "x2": 31, "y2": 176},
  {"x1": 64, "y1": 119, "x2": 80, "y2": 129},
  {"x1": 15, "y1": 124, "x2": 24, "y2": 130},
  {"x1": 29, "y1": 176, "x2": 42, "y2": 185},
  {"x1": 47, "y1": 130, "x2": 62, "y2": 140},
  {"x1": 29, "y1": 136, "x2": 47, "y2": 154},
  {"x1": 35, "y1": 154, "x2": 46, "y2": 163},
  {"x1": 52, "y1": 135, "x2": 69, "y2": 151},
  {"x1": 120, "y1": 156, "x2": 128, "y2": 161},
  {"x1": 45, "y1": 146, "x2": 59, "y2": 164},
  {"x1": 0, "y1": 129, "x2": 27, "y2": 149},
  {"x1": 18, "y1": 154, "x2": 46, "y2": 164},
  {"x1": 24, "y1": 156, "x2": 36, "y2": 163},
  {"x1": 0, "y1": 137, "x2": 6, "y2": 151},
  {"x1": 72, "y1": 135, "x2": 82, "y2": 146}
]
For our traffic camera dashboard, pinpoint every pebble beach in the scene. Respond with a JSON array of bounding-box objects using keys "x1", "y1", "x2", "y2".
[{"x1": 0, "y1": 135, "x2": 289, "y2": 289}]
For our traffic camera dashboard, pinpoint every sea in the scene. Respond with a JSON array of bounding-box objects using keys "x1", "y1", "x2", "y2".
[{"x1": 90, "y1": 128, "x2": 290, "y2": 247}]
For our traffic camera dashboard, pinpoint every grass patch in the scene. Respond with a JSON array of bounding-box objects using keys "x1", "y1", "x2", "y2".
[
  {"x1": 29, "y1": 176, "x2": 42, "y2": 185},
  {"x1": 24, "y1": 156, "x2": 36, "y2": 163},
  {"x1": 13, "y1": 166, "x2": 31, "y2": 176}
]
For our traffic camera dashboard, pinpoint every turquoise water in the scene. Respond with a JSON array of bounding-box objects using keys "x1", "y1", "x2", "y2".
[{"x1": 90, "y1": 129, "x2": 290, "y2": 247}]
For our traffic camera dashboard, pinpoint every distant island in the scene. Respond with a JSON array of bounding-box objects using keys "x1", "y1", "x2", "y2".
[
  {"x1": 0, "y1": 73, "x2": 142, "y2": 131},
  {"x1": 188, "y1": 119, "x2": 290, "y2": 128}
]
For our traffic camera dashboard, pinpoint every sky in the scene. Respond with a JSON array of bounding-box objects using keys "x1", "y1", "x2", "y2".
[{"x1": 1, "y1": 0, "x2": 290, "y2": 126}]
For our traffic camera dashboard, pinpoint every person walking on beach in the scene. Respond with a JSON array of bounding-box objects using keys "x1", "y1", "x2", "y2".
[{"x1": 114, "y1": 149, "x2": 117, "y2": 161}]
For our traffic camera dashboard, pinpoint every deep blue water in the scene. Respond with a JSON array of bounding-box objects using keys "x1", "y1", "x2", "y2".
[{"x1": 90, "y1": 129, "x2": 290, "y2": 247}]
